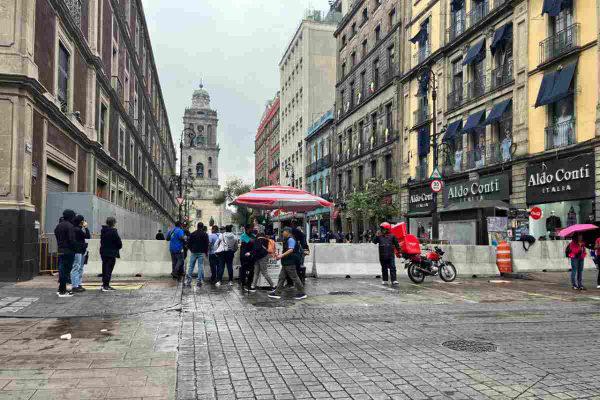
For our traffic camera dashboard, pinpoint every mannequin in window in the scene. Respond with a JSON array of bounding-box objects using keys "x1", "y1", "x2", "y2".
[
  {"x1": 546, "y1": 210, "x2": 562, "y2": 239},
  {"x1": 567, "y1": 206, "x2": 577, "y2": 227},
  {"x1": 501, "y1": 127, "x2": 512, "y2": 162}
]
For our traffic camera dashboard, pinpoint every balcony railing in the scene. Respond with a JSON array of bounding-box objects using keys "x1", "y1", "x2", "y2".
[
  {"x1": 111, "y1": 76, "x2": 123, "y2": 102},
  {"x1": 319, "y1": 154, "x2": 332, "y2": 170},
  {"x1": 413, "y1": 46, "x2": 431, "y2": 68},
  {"x1": 63, "y1": 0, "x2": 82, "y2": 29},
  {"x1": 415, "y1": 163, "x2": 429, "y2": 181},
  {"x1": 468, "y1": 1, "x2": 489, "y2": 28},
  {"x1": 442, "y1": 152, "x2": 463, "y2": 175},
  {"x1": 545, "y1": 119, "x2": 576, "y2": 150},
  {"x1": 413, "y1": 106, "x2": 430, "y2": 127},
  {"x1": 487, "y1": 142, "x2": 503, "y2": 164},
  {"x1": 490, "y1": 60, "x2": 513, "y2": 90},
  {"x1": 466, "y1": 76, "x2": 487, "y2": 99},
  {"x1": 539, "y1": 23, "x2": 580, "y2": 65},
  {"x1": 447, "y1": 19, "x2": 466, "y2": 43},
  {"x1": 466, "y1": 148, "x2": 486, "y2": 170},
  {"x1": 447, "y1": 85, "x2": 464, "y2": 111}
]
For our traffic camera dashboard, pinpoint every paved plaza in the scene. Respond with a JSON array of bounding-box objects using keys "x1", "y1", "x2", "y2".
[{"x1": 1, "y1": 272, "x2": 600, "y2": 400}]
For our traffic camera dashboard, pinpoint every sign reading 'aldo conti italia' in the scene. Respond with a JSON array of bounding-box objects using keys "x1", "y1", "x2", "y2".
[
  {"x1": 526, "y1": 153, "x2": 595, "y2": 204},
  {"x1": 443, "y1": 173, "x2": 510, "y2": 205}
]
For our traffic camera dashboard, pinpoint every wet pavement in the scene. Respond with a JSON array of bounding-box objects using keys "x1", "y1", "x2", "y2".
[{"x1": 1, "y1": 272, "x2": 600, "y2": 399}]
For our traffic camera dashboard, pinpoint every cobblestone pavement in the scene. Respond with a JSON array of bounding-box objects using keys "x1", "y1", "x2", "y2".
[{"x1": 3, "y1": 272, "x2": 600, "y2": 399}]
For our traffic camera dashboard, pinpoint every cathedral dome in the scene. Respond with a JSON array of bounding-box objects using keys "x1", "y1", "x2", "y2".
[{"x1": 191, "y1": 84, "x2": 210, "y2": 109}]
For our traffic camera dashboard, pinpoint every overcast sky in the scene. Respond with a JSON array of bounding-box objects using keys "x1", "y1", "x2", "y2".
[{"x1": 143, "y1": 0, "x2": 332, "y2": 186}]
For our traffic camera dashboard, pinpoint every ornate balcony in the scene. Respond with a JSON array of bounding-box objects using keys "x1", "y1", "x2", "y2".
[
  {"x1": 447, "y1": 85, "x2": 464, "y2": 111},
  {"x1": 466, "y1": 76, "x2": 487, "y2": 99},
  {"x1": 468, "y1": 1, "x2": 489, "y2": 29},
  {"x1": 490, "y1": 60, "x2": 513, "y2": 90},
  {"x1": 545, "y1": 118, "x2": 576, "y2": 150},
  {"x1": 539, "y1": 23, "x2": 580, "y2": 65}
]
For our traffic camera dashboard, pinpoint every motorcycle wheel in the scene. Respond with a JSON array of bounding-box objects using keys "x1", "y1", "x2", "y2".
[
  {"x1": 439, "y1": 262, "x2": 457, "y2": 282},
  {"x1": 408, "y1": 263, "x2": 426, "y2": 284}
]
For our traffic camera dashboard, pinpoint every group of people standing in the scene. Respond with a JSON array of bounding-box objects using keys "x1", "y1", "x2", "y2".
[
  {"x1": 53, "y1": 209, "x2": 122, "y2": 297},
  {"x1": 164, "y1": 221, "x2": 308, "y2": 299}
]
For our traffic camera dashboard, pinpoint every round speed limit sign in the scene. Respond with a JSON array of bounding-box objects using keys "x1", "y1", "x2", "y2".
[{"x1": 430, "y1": 179, "x2": 443, "y2": 193}]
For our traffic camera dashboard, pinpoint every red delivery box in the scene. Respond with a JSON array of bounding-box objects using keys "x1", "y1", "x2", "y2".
[
  {"x1": 401, "y1": 234, "x2": 421, "y2": 255},
  {"x1": 390, "y1": 222, "x2": 407, "y2": 242}
]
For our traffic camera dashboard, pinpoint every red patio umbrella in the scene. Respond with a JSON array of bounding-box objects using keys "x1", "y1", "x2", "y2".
[{"x1": 231, "y1": 185, "x2": 333, "y2": 212}]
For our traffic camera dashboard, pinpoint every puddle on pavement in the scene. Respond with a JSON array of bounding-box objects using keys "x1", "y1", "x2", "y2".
[{"x1": 38, "y1": 318, "x2": 119, "y2": 340}]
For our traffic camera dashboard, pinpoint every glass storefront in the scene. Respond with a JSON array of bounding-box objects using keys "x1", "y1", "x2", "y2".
[{"x1": 528, "y1": 200, "x2": 594, "y2": 240}]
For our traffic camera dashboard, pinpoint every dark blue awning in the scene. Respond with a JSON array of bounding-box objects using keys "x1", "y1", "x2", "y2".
[
  {"x1": 417, "y1": 126, "x2": 430, "y2": 157},
  {"x1": 462, "y1": 39, "x2": 486, "y2": 65},
  {"x1": 490, "y1": 23, "x2": 512, "y2": 55},
  {"x1": 483, "y1": 99, "x2": 512, "y2": 125},
  {"x1": 548, "y1": 62, "x2": 577, "y2": 104},
  {"x1": 443, "y1": 120, "x2": 463, "y2": 142},
  {"x1": 534, "y1": 71, "x2": 558, "y2": 108},
  {"x1": 410, "y1": 20, "x2": 429, "y2": 44},
  {"x1": 417, "y1": 71, "x2": 430, "y2": 97},
  {"x1": 463, "y1": 110, "x2": 486, "y2": 132},
  {"x1": 542, "y1": 0, "x2": 572, "y2": 17},
  {"x1": 451, "y1": 0, "x2": 464, "y2": 12}
]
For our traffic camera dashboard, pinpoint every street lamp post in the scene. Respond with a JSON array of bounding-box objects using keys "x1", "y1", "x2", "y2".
[
  {"x1": 178, "y1": 127, "x2": 195, "y2": 222},
  {"x1": 417, "y1": 66, "x2": 447, "y2": 241}
]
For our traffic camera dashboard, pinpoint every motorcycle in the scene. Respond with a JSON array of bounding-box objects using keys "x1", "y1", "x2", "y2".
[{"x1": 403, "y1": 246, "x2": 457, "y2": 284}]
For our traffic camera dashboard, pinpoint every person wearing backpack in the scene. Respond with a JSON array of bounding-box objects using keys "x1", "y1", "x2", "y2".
[
  {"x1": 373, "y1": 222, "x2": 401, "y2": 286},
  {"x1": 166, "y1": 221, "x2": 186, "y2": 280},
  {"x1": 215, "y1": 225, "x2": 238, "y2": 286},
  {"x1": 567, "y1": 233, "x2": 587, "y2": 290},
  {"x1": 249, "y1": 228, "x2": 276, "y2": 292},
  {"x1": 268, "y1": 228, "x2": 307, "y2": 300}
]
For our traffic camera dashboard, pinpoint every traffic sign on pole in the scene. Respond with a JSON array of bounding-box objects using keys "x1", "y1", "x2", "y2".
[
  {"x1": 176, "y1": 197, "x2": 184, "y2": 205},
  {"x1": 430, "y1": 167, "x2": 442, "y2": 180},
  {"x1": 430, "y1": 179, "x2": 443, "y2": 193}
]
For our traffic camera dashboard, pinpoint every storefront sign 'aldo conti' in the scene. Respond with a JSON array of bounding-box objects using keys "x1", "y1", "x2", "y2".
[
  {"x1": 444, "y1": 173, "x2": 510, "y2": 204},
  {"x1": 408, "y1": 186, "x2": 434, "y2": 213},
  {"x1": 526, "y1": 153, "x2": 595, "y2": 203}
]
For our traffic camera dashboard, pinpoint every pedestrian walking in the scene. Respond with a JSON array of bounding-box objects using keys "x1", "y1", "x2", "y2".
[
  {"x1": 208, "y1": 225, "x2": 220, "y2": 283},
  {"x1": 70, "y1": 214, "x2": 90, "y2": 293},
  {"x1": 99, "y1": 217, "x2": 122, "y2": 292},
  {"x1": 167, "y1": 222, "x2": 186, "y2": 280},
  {"x1": 567, "y1": 233, "x2": 587, "y2": 290},
  {"x1": 54, "y1": 209, "x2": 78, "y2": 297},
  {"x1": 250, "y1": 228, "x2": 275, "y2": 292},
  {"x1": 594, "y1": 236, "x2": 600, "y2": 289},
  {"x1": 185, "y1": 222, "x2": 209, "y2": 288},
  {"x1": 373, "y1": 222, "x2": 401, "y2": 286},
  {"x1": 155, "y1": 230, "x2": 165, "y2": 240},
  {"x1": 215, "y1": 225, "x2": 238, "y2": 286},
  {"x1": 287, "y1": 221, "x2": 309, "y2": 286},
  {"x1": 268, "y1": 227, "x2": 307, "y2": 300},
  {"x1": 239, "y1": 224, "x2": 256, "y2": 290}
]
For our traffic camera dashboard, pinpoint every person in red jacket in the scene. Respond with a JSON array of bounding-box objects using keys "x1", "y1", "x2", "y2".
[{"x1": 568, "y1": 233, "x2": 586, "y2": 290}]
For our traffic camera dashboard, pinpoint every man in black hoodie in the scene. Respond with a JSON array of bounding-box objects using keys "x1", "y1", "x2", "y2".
[
  {"x1": 54, "y1": 209, "x2": 77, "y2": 297},
  {"x1": 99, "y1": 217, "x2": 123, "y2": 291},
  {"x1": 185, "y1": 222, "x2": 209, "y2": 287}
]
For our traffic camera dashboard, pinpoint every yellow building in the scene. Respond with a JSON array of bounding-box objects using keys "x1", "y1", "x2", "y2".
[{"x1": 399, "y1": 0, "x2": 600, "y2": 245}]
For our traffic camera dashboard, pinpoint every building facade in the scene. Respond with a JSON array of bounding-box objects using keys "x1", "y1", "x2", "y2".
[
  {"x1": 305, "y1": 109, "x2": 334, "y2": 238},
  {"x1": 400, "y1": 0, "x2": 599, "y2": 245},
  {"x1": 331, "y1": 0, "x2": 403, "y2": 237},
  {"x1": 0, "y1": 0, "x2": 177, "y2": 280},
  {"x1": 278, "y1": 8, "x2": 341, "y2": 188},
  {"x1": 255, "y1": 93, "x2": 280, "y2": 187},
  {"x1": 181, "y1": 86, "x2": 231, "y2": 228}
]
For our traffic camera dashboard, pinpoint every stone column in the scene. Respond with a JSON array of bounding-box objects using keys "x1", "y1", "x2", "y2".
[{"x1": 0, "y1": 0, "x2": 39, "y2": 281}]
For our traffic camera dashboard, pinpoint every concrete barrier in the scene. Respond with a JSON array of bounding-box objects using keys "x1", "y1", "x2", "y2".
[
  {"x1": 510, "y1": 240, "x2": 596, "y2": 272},
  {"x1": 310, "y1": 243, "x2": 500, "y2": 278},
  {"x1": 84, "y1": 239, "x2": 239, "y2": 278}
]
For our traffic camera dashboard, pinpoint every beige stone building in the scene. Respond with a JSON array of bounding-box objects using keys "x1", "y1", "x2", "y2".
[{"x1": 331, "y1": 0, "x2": 403, "y2": 236}]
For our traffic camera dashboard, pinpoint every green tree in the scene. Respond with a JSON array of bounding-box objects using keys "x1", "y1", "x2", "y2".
[
  {"x1": 213, "y1": 177, "x2": 254, "y2": 227},
  {"x1": 346, "y1": 178, "x2": 400, "y2": 223}
]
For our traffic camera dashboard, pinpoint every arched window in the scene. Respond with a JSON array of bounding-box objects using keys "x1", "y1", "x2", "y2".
[
  {"x1": 187, "y1": 155, "x2": 192, "y2": 164},
  {"x1": 208, "y1": 169, "x2": 212, "y2": 179},
  {"x1": 187, "y1": 168, "x2": 192, "y2": 177},
  {"x1": 208, "y1": 157, "x2": 212, "y2": 165},
  {"x1": 196, "y1": 163, "x2": 204, "y2": 178}
]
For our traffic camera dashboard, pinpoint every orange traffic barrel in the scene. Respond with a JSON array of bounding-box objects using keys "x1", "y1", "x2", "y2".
[{"x1": 496, "y1": 241, "x2": 512, "y2": 274}]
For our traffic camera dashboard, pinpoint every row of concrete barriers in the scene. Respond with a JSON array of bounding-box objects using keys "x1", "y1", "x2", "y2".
[{"x1": 82, "y1": 239, "x2": 595, "y2": 278}]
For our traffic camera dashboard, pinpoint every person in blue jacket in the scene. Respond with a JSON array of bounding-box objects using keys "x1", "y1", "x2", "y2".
[{"x1": 167, "y1": 221, "x2": 187, "y2": 280}]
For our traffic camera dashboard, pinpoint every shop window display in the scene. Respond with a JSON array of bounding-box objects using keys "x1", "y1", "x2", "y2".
[{"x1": 529, "y1": 200, "x2": 593, "y2": 240}]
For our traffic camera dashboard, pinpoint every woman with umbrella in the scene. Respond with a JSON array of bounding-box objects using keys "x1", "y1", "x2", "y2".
[{"x1": 560, "y1": 224, "x2": 599, "y2": 291}]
